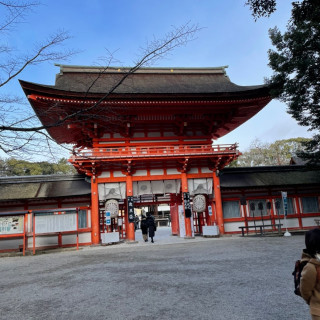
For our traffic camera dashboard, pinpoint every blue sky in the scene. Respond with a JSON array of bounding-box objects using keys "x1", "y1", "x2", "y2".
[{"x1": 5, "y1": 0, "x2": 313, "y2": 153}]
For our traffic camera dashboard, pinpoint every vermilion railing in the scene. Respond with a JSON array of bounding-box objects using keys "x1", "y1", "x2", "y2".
[{"x1": 71, "y1": 144, "x2": 239, "y2": 160}]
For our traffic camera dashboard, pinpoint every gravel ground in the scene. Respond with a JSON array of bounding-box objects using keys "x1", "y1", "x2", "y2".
[{"x1": 0, "y1": 228, "x2": 309, "y2": 320}]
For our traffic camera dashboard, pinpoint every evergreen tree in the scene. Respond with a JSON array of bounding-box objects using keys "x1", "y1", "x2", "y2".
[
  {"x1": 0, "y1": 158, "x2": 76, "y2": 176},
  {"x1": 266, "y1": 0, "x2": 320, "y2": 164},
  {"x1": 230, "y1": 138, "x2": 310, "y2": 167}
]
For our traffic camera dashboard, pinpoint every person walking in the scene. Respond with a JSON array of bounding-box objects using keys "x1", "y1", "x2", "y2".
[
  {"x1": 134, "y1": 214, "x2": 139, "y2": 230},
  {"x1": 140, "y1": 215, "x2": 148, "y2": 242},
  {"x1": 146, "y1": 211, "x2": 156, "y2": 243},
  {"x1": 300, "y1": 228, "x2": 320, "y2": 319}
]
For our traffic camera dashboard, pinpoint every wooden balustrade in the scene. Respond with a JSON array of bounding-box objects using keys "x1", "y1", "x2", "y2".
[{"x1": 73, "y1": 144, "x2": 238, "y2": 160}]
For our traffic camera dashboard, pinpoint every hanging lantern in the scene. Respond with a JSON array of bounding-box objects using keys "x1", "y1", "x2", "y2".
[
  {"x1": 105, "y1": 199, "x2": 119, "y2": 218},
  {"x1": 193, "y1": 194, "x2": 206, "y2": 212}
]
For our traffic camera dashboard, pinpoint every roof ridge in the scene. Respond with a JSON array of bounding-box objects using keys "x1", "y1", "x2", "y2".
[
  {"x1": 0, "y1": 174, "x2": 86, "y2": 184},
  {"x1": 55, "y1": 64, "x2": 229, "y2": 75}
]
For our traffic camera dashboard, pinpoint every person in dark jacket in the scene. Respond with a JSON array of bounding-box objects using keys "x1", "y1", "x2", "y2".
[
  {"x1": 146, "y1": 211, "x2": 156, "y2": 243},
  {"x1": 300, "y1": 228, "x2": 320, "y2": 319},
  {"x1": 140, "y1": 215, "x2": 148, "y2": 242}
]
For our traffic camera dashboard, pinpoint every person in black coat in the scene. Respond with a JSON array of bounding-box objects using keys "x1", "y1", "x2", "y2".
[
  {"x1": 146, "y1": 211, "x2": 156, "y2": 243},
  {"x1": 140, "y1": 215, "x2": 148, "y2": 242}
]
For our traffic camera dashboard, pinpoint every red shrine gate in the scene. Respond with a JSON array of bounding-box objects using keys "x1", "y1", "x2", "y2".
[
  {"x1": 20, "y1": 65, "x2": 271, "y2": 244},
  {"x1": 70, "y1": 143, "x2": 239, "y2": 243}
]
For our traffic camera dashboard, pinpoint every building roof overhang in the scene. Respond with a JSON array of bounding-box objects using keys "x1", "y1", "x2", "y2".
[
  {"x1": 220, "y1": 165, "x2": 320, "y2": 189},
  {"x1": 19, "y1": 65, "x2": 272, "y2": 147}
]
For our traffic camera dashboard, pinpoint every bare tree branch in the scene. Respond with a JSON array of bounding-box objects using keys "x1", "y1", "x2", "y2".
[
  {"x1": 0, "y1": 22, "x2": 201, "y2": 132},
  {"x1": 0, "y1": 1, "x2": 39, "y2": 32},
  {"x1": 0, "y1": 31, "x2": 74, "y2": 87},
  {"x1": 0, "y1": 1, "x2": 201, "y2": 161}
]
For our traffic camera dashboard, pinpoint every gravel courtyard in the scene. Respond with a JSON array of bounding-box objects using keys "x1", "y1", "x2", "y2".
[{"x1": 0, "y1": 229, "x2": 310, "y2": 320}]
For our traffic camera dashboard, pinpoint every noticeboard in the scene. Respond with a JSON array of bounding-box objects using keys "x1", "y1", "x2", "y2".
[
  {"x1": 35, "y1": 212, "x2": 77, "y2": 233},
  {"x1": 0, "y1": 216, "x2": 24, "y2": 235}
]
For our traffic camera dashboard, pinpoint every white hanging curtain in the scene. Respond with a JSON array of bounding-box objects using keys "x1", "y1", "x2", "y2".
[
  {"x1": 164, "y1": 180, "x2": 181, "y2": 194},
  {"x1": 188, "y1": 178, "x2": 213, "y2": 195},
  {"x1": 98, "y1": 182, "x2": 126, "y2": 200},
  {"x1": 137, "y1": 181, "x2": 152, "y2": 196},
  {"x1": 132, "y1": 180, "x2": 181, "y2": 196},
  {"x1": 151, "y1": 181, "x2": 165, "y2": 194}
]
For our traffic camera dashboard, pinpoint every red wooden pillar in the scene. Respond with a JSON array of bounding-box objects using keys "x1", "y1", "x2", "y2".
[
  {"x1": 295, "y1": 197, "x2": 303, "y2": 228},
  {"x1": 58, "y1": 233, "x2": 62, "y2": 247},
  {"x1": 242, "y1": 202, "x2": 248, "y2": 229},
  {"x1": 181, "y1": 172, "x2": 192, "y2": 238},
  {"x1": 213, "y1": 170, "x2": 225, "y2": 234},
  {"x1": 126, "y1": 175, "x2": 135, "y2": 241},
  {"x1": 170, "y1": 194, "x2": 179, "y2": 235},
  {"x1": 91, "y1": 177, "x2": 100, "y2": 245},
  {"x1": 23, "y1": 212, "x2": 28, "y2": 256},
  {"x1": 267, "y1": 198, "x2": 275, "y2": 228}
]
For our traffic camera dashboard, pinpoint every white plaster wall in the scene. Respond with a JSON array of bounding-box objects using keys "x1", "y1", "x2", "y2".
[
  {"x1": 224, "y1": 222, "x2": 244, "y2": 233},
  {"x1": 147, "y1": 132, "x2": 161, "y2": 137},
  {"x1": 133, "y1": 170, "x2": 148, "y2": 176},
  {"x1": 63, "y1": 232, "x2": 91, "y2": 244},
  {"x1": 247, "y1": 220, "x2": 272, "y2": 227},
  {"x1": 167, "y1": 168, "x2": 180, "y2": 175},
  {"x1": 132, "y1": 132, "x2": 145, "y2": 137},
  {"x1": 302, "y1": 217, "x2": 319, "y2": 228},
  {"x1": 113, "y1": 171, "x2": 126, "y2": 177},
  {"x1": 150, "y1": 169, "x2": 164, "y2": 175},
  {"x1": 0, "y1": 239, "x2": 23, "y2": 250},
  {"x1": 100, "y1": 171, "x2": 111, "y2": 178},
  {"x1": 114, "y1": 133, "x2": 124, "y2": 138},
  {"x1": 28, "y1": 235, "x2": 58, "y2": 247},
  {"x1": 283, "y1": 218, "x2": 299, "y2": 228}
]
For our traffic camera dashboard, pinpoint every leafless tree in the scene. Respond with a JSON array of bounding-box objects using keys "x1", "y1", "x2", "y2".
[
  {"x1": 0, "y1": 1, "x2": 76, "y2": 159},
  {"x1": 0, "y1": 1, "x2": 200, "y2": 160}
]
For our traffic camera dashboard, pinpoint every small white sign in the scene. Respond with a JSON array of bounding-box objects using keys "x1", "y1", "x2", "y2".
[
  {"x1": 178, "y1": 205, "x2": 185, "y2": 237},
  {"x1": 101, "y1": 232, "x2": 120, "y2": 244}
]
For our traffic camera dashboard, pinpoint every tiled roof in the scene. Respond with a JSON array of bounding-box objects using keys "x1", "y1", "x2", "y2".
[
  {"x1": 0, "y1": 175, "x2": 91, "y2": 200},
  {"x1": 220, "y1": 166, "x2": 320, "y2": 188},
  {"x1": 22, "y1": 65, "x2": 268, "y2": 96}
]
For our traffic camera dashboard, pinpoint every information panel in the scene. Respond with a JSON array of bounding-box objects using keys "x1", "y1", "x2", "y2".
[
  {"x1": 183, "y1": 192, "x2": 192, "y2": 218},
  {"x1": 35, "y1": 213, "x2": 77, "y2": 233},
  {"x1": 105, "y1": 211, "x2": 111, "y2": 226},
  {"x1": 127, "y1": 196, "x2": 135, "y2": 223},
  {"x1": 0, "y1": 216, "x2": 24, "y2": 234}
]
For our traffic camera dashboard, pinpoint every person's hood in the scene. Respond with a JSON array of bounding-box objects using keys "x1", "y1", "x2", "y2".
[
  {"x1": 301, "y1": 249, "x2": 313, "y2": 261},
  {"x1": 308, "y1": 253, "x2": 320, "y2": 266}
]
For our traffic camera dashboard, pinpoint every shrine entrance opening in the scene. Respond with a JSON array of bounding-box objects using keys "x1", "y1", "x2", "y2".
[{"x1": 98, "y1": 177, "x2": 219, "y2": 242}]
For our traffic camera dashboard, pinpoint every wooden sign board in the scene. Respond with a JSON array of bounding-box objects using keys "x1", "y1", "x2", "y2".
[
  {"x1": 0, "y1": 216, "x2": 24, "y2": 235},
  {"x1": 35, "y1": 213, "x2": 77, "y2": 233}
]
